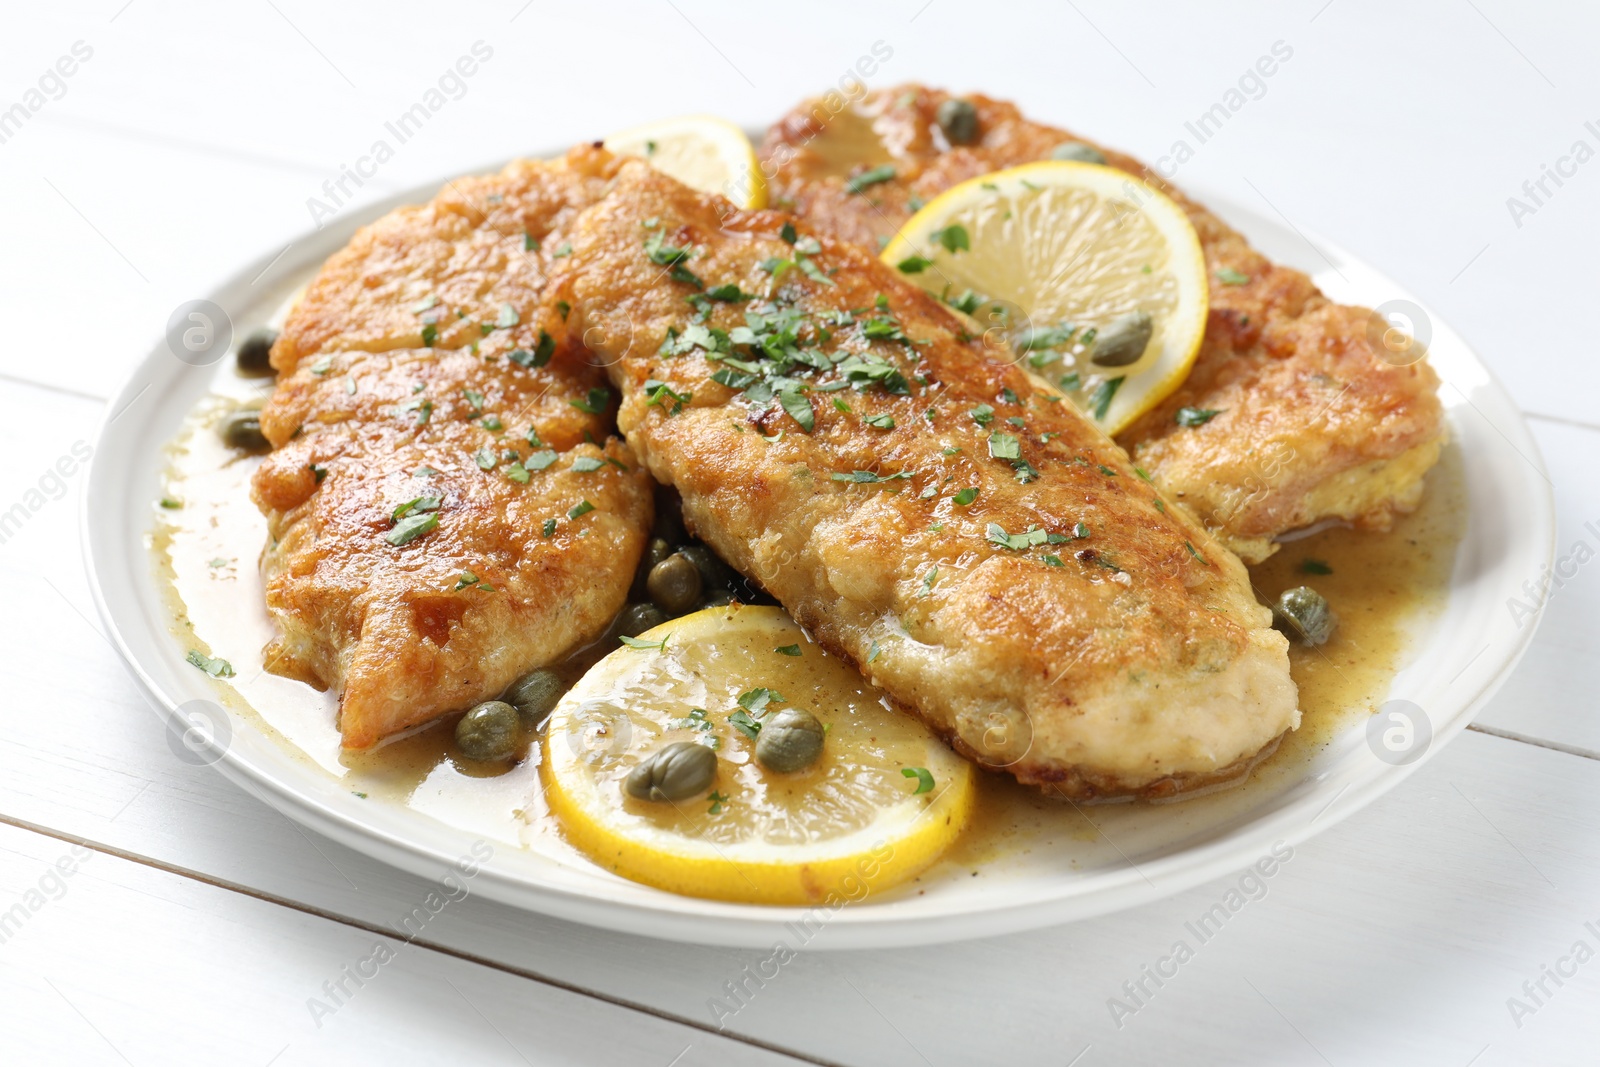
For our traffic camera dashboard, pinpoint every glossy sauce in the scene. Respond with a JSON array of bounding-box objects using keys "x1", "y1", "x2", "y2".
[{"x1": 156, "y1": 388, "x2": 1464, "y2": 881}]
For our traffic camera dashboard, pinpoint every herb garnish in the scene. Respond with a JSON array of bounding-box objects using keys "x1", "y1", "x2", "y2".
[
  {"x1": 1175, "y1": 406, "x2": 1222, "y2": 427},
  {"x1": 902, "y1": 767, "x2": 935, "y2": 794},
  {"x1": 619, "y1": 633, "x2": 669, "y2": 652},
  {"x1": 845, "y1": 164, "x2": 896, "y2": 193},
  {"x1": 570, "y1": 387, "x2": 611, "y2": 414},
  {"x1": 386, "y1": 512, "x2": 438, "y2": 546},
  {"x1": 186, "y1": 650, "x2": 234, "y2": 677},
  {"x1": 1089, "y1": 376, "x2": 1124, "y2": 420}
]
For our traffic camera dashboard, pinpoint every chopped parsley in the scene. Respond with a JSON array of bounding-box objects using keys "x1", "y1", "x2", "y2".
[
  {"x1": 1175, "y1": 406, "x2": 1223, "y2": 427},
  {"x1": 619, "y1": 633, "x2": 670, "y2": 652},
  {"x1": 1300, "y1": 558, "x2": 1333, "y2": 575},
  {"x1": 952, "y1": 487, "x2": 979, "y2": 506},
  {"x1": 779, "y1": 388, "x2": 815, "y2": 431},
  {"x1": 728, "y1": 710, "x2": 763, "y2": 739},
  {"x1": 987, "y1": 432, "x2": 1021, "y2": 460},
  {"x1": 1185, "y1": 541, "x2": 1209, "y2": 566},
  {"x1": 946, "y1": 288, "x2": 983, "y2": 315},
  {"x1": 737, "y1": 688, "x2": 784, "y2": 715},
  {"x1": 920, "y1": 566, "x2": 939, "y2": 596},
  {"x1": 386, "y1": 512, "x2": 438, "y2": 546},
  {"x1": 897, "y1": 255, "x2": 933, "y2": 274},
  {"x1": 707, "y1": 790, "x2": 730, "y2": 814},
  {"x1": 391, "y1": 495, "x2": 441, "y2": 522},
  {"x1": 645, "y1": 230, "x2": 690, "y2": 267},
  {"x1": 185, "y1": 650, "x2": 234, "y2": 678},
  {"x1": 969, "y1": 404, "x2": 995, "y2": 426},
  {"x1": 644, "y1": 379, "x2": 692, "y2": 416},
  {"x1": 1216, "y1": 267, "x2": 1251, "y2": 286},
  {"x1": 421, "y1": 322, "x2": 438, "y2": 347},
  {"x1": 845, "y1": 164, "x2": 896, "y2": 193},
  {"x1": 932, "y1": 224, "x2": 969, "y2": 254},
  {"x1": 774, "y1": 644, "x2": 802, "y2": 657},
  {"x1": 567, "y1": 500, "x2": 595, "y2": 520},
  {"x1": 570, "y1": 387, "x2": 611, "y2": 415},
  {"x1": 495, "y1": 304, "x2": 519, "y2": 329},
  {"x1": 1089, "y1": 376, "x2": 1124, "y2": 420},
  {"x1": 986, "y1": 523, "x2": 1067, "y2": 551},
  {"x1": 902, "y1": 767, "x2": 935, "y2": 795},
  {"x1": 541, "y1": 518, "x2": 557, "y2": 537},
  {"x1": 570, "y1": 456, "x2": 605, "y2": 473},
  {"x1": 510, "y1": 330, "x2": 556, "y2": 369},
  {"x1": 864, "y1": 412, "x2": 896, "y2": 430},
  {"x1": 830, "y1": 470, "x2": 912, "y2": 484}
]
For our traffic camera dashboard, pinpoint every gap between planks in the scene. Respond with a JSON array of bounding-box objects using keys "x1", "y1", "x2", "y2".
[{"x1": 0, "y1": 810, "x2": 839, "y2": 1067}]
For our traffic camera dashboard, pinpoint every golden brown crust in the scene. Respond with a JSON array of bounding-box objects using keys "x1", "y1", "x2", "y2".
[
  {"x1": 761, "y1": 85, "x2": 1445, "y2": 561},
  {"x1": 553, "y1": 161, "x2": 1298, "y2": 798},
  {"x1": 252, "y1": 148, "x2": 653, "y2": 749}
]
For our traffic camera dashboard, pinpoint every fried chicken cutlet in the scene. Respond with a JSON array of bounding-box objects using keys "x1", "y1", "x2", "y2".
[
  {"x1": 252, "y1": 147, "x2": 653, "y2": 749},
  {"x1": 762, "y1": 86, "x2": 1445, "y2": 562},
  {"x1": 551, "y1": 159, "x2": 1299, "y2": 799}
]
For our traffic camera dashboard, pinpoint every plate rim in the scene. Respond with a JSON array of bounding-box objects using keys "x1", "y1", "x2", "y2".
[{"x1": 81, "y1": 159, "x2": 1557, "y2": 949}]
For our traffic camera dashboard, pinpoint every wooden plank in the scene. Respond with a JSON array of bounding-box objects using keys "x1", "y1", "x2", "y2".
[
  {"x1": 1472, "y1": 415, "x2": 1600, "y2": 755},
  {"x1": 0, "y1": 820, "x2": 808, "y2": 1066}
]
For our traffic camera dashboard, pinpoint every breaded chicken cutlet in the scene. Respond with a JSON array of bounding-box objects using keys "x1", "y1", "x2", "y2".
[
  {"x1": 551, "y1": 159, "x2": 1299, "y2": 799},
  {"x1": 253, "y1": 147, "x2": 653, "y2": 749},
  {"x1": 762, "y1": 85, "x2": 1445, "y2": 562}
]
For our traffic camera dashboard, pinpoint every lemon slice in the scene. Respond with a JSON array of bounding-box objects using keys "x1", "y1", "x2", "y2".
[
  {"x1": 604, "y1": 115, "x2": 767, "y2": 209},
  {"x1": 543, "y1": 604, "x2": 973, "y2": 904},
  {"x1": 881, "y1": 161, "x2": 1208, "y2": 434}
]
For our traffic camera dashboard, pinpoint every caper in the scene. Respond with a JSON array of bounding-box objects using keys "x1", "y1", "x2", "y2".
[
  {"x1": 1090, "y1": 310, "x2": 1154, "y2": 367},
  {"x1": 455, "y1": 700, "x2": 521, "y2": 762},
  {"x1": 632, "y1": 537, "x2": 672, "y2": 599},
  {"x1": 236, "y1": 327, "x2": 279, "y2": 377},
  {"x1": 504, "y1": 668, "x2": 566, "y2": 729},
  {"x1": 617, "y1": 602, "x2": 668, "y2": 637},
  {"x1": 219, "y1": 408, "x2": 270, "y2": 453},
  {"x1": 754, "y1": 707, "x2": 825, "y2": 774},
  {"x1": 625, "y1": 741, "x2": 717, "y2": 802},
  {"x1": 1273, "y1": 586, "x2": 1337, "y2": 646},
  {"x1": 1051, "y1": 140, "x2": 1107, "y2": 165},
  {"x1": 647, "y1": 553, "x2": 703, "y2": 616},
  {"x1": 936, "y1": 98, "x2": 980, "y2": 146}
]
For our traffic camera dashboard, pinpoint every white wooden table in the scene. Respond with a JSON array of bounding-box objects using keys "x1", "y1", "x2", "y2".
[{"x1": 3, "y1": 3, "x2": 1597, "y2": 1063}]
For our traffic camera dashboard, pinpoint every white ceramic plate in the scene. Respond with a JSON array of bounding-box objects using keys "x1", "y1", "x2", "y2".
[{"x1": 83, "y1": 159, "x2": 1554, "y2": 949}]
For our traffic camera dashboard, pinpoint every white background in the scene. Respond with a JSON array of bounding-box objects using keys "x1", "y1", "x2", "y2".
[{"x1": 1, "y1": 2, "x2": 1597, "y2": 1064}]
